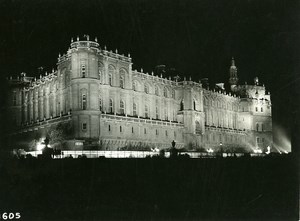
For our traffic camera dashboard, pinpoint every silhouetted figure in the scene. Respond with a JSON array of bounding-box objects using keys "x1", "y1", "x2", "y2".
[
  {"x1": 172, "y1": 140, "x2": 176, "y2": 148},
  {"x1": 170, "y1": 140, "x2": 178, "y2": 158},
  {"x1": 42, "y1": 137, "x2": 52, "y2": 159}
]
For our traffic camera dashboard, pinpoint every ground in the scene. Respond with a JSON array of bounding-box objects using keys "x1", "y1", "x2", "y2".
[{"x1": 0, "y1": 155, "x2": 297, "y2": 220}]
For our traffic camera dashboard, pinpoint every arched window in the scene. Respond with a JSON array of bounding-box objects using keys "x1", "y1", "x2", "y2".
[
  {"x1": 155, "y1": 86, "x2": 159, "y2": 96},
  {"x1": 133, "y1": 81, "x2": 137, "y2": 91},
  {"x1": 108, "y1": 74, "x2": 112, "y2": 86},
  {"x1": 120, "y1": 100, "x2": 125, "y2": 115},
  {"x1": 164, "y1": 108, "x2": 168, "y2": 120},
  {"x1": 109, "y1": 99, "x2": 113, "y2": 113},
  {"x1": 156, "y1": 107, "x2": 159, "y2": 119},
  {"x1": 144, "y1": 84, "x2": 149, "y2": 94},
  {"x1": 120, "y1": 76, "x2": 124, "y2": 89},
  {"x1": 82, "y1": 94, "x2": 87, "y2": 110},
  {"x1": 172, "y1": 89, "x2": 175, "y2": 99},
  {"x1": 99, "y1": 98, "x2": 102, "y2": 112},
  {"x1": 180, "y1": 100, "x2": 184, "y2": 111},
  {"x1": 163, "y1": 87, "x2": 168, "y2": 97},
  {"x1": 133, "y1": 103, "x2": 137, "y2": 116},
  {"x1": 108, "y1": 65, "x2": 115, "y2": 85},
  {"x1": 145, "y1": 105, "x2": 149, "y2": 118}
]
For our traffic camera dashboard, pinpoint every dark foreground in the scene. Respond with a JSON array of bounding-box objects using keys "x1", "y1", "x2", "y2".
[{"x1": 0, "y1": 155, "x2": 298, "y2": 221}]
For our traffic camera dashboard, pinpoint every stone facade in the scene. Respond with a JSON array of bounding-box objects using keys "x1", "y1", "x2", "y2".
[{"x1": 7, "y1": 36, "x2": 272, "y2": 152}]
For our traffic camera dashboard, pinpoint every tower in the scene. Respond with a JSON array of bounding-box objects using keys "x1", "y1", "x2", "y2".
[{"x1": 229, "y1": 57, "x2": 238, "y2": 91}]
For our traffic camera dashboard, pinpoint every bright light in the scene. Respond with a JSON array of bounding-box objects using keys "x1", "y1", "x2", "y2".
[
  {"x1": 151, "y1": 147, "x2": 159, "y2": 152},
  {"x1": 207, "y1": 148, "x2": 214, "y2": 153},
  {"x1": 265, "y1": 146, "x2": 271, "y2": 154},
  {"x1": 253, "y1": 148, "x2": 262, "y2": 154},
  {"x1": 36, "y1": 142, "x2": 45, "y2": 151}
]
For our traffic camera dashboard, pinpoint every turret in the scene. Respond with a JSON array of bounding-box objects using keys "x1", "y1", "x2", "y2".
[{"x1": 229, "y1": 57, "x2": 238, "y2": 91}]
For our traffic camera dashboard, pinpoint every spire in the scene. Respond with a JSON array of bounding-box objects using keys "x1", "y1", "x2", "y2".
[
  {"x1": 229, "y1": 57, "x2": 238, "y2": 91},
  {"x1": 231, "y1": 57, "x2": 235, "y2": 66}
]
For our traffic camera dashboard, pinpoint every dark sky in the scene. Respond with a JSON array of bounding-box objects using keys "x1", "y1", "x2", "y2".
[{"x1": 0, "y1": 0, "x2": 299, "y2": 143}]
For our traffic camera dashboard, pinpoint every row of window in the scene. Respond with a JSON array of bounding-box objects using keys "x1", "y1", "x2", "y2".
[
  {"x1": 83, "y1": 96, "x2": 176, "y2": 120},
  {"x1": 256, "y1": 123, "x2": 265, "y2": 132},
  {"x1": 255, "y1": 107, "x2": 264, "y2": 112},
  {"x1": 205, "y1": 133, "x2": 246, "y2": 143},
  {"x1": 256, "y1": 137, "x2": 265, "y2": 144},
  {"x1": 204, "y1": 99, "x2": 238, "y2": 111},
  {"x1": 106, "y1": 124, "x2": 177, "y2": 137}
]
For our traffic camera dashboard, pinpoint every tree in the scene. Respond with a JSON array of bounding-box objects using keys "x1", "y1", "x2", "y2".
[{"x1": 47, "y1": 122, "x2": 73, "y2": 149}]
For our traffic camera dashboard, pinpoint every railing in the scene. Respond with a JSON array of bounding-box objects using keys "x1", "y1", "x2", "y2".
[{"x1": 25, "y1": 150, "x2": 266, "y2": 159}]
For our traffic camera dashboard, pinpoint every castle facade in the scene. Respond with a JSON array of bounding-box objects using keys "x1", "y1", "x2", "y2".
[{"x1": 7, "y1": 36, "x2": 272, "y2": 152}]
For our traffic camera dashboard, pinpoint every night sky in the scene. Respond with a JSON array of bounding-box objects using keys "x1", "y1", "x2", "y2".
[{"x1": 0, "y1": 0, "x2": 299, "y2": 147}]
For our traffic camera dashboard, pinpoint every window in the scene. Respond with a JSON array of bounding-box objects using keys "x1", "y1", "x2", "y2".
[
  {"x1": 120, "y1": 100, "x2": 125, "y2": 115},
  {"x1": 155, "y1": 86, "x2": 159, "y2": 96},
  {"x1": 261, "y1": 123, "x2": 264, "y2": 131},
  {"x1": 82, "y1": 123, "x2": 87, "y2": 131},
  {"x1": 165, "y1": 130, "x2": 168, "y2": 136},
  {"x1": 108, "y1": 65, "x2": 115, "y2": 85},
  {"x1": 144, "y1": 128, "x2": 147, "y2": 134},
  {"x1": 109, "y1": 74, "x2": 112, "y2": 86},
  {"x1": 156, "y1": 129, "x2": 159, "y2": 135},
  {"x1": 256, "y1": 123, "x2": 259, "y2": 131},
  {"x1": 256, "y1": 137, "x2": 260, "y2": 144},
  {"x1": 81, "y1": 61, "x2": 86, "y2": 78},
  {"x1": 255, "y1": 107, "x2": 258, "y2": 112},
  {"x1": 82, "y1": 94, "x2": 87, "y2": 110},
  {"x1": 163, "y1": 87, "x2": 168, "y2": 97},
  {"x1": 144, "y1": 84, "x2": 149, "y2": 94},
  {"x1": 133, "y1": 103, "x2": 137, "y2": 116},
  {"x1": 174, "y1": 131, "x2": 176, "y2": 138},
  {"x1": 145, "y1": 105, "x2": 149, "y2": 118},
  {"x1": 156, "y1": 107, "x2": 159, "y2": 119},
  {"x1": 109, "y1": 99, "x2": 113, "y2": 113},
  {"x1": 172, "y1": 90, "x2": 175, "y2": 99},
  {"x1": 180, "y1": 100, "x2": 184, "y2": 111},
  {"x1": 120, "y1": 126, "x2": 122, "y2": 132},
  {"x1": 120, "y1": 76, "x2": 124, "y2": 89},
  {"x1": 164, "y1": 108, "x2": 168, "y2": 120},
  {"x1": 132, "y1": 127, "x2": 134, "y2": 133},
  {"x1": 261, "y1": 107, "x2": 263, "y2": 112},
  {"x1": 193, "y1": 100, "x2": 196, "y2": 110},
  {"x1": 133, "y1": 82, "x2": 137, "y2": 91},
  {"x1": 13, "y1": 91, "x2": 17, "y2": 106},
  {"x1": 108, "y1": 125, "x2": 111, "y2": 131},
  {"x1": 99, "y1": 98, "x2": 102, "y2": 112},
  {"x1": 98, "y1": 61, "x2": 103, "y2": 81}
]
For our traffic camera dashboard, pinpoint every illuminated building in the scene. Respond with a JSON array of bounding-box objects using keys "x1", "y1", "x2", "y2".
[{"x1": 6, "y1": 35, "x2": 272, "y2": 151}]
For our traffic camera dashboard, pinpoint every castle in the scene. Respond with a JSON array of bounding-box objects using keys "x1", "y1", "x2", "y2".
[{"x1": 6, "y1": 35, "x2": 272, "y2": 152}]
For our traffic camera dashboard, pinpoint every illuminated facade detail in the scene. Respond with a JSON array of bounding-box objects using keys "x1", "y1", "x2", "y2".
[{"x1": 7, "y1": 36, "x2": 272, "y2": 151}]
